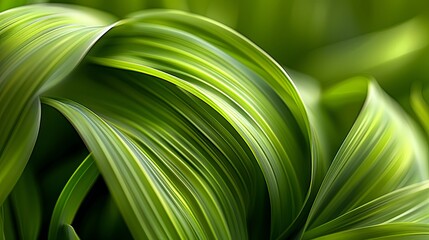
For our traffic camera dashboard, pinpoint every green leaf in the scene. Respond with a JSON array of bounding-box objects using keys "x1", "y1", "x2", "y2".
[
  {"x1": 0, "y1": 205, "x2": 4, "y2": 240},
  {"x1": 1, "y1": 200, "x2": 16, "y2": 239},
  {"x1": 42, "y1": 97, "x2": 184, "y2": 239},
  {"x1": 312, "y1": 223, "x2": 429, "y2": 240},
  {"x1": 47, "y1": 65, "x2": 269, "y2": 238},
  {"x1": 9, "y1": 169, "x2": 42, "y2": 240},
  {"x1": 411, "y1": 83, "x2": 429, "y2": 138},
  {"x1": 3, "y1": 3, "x2": 429, "y2": 239},
  {"x1": 304, "y1": 181, "x2": 429, "y2": 239},
  {"x1": 62, "y1": 224, "x2": 80, "y2": 240},
  {"x1": 87, "y1": 10, "x2": 325, "y2": 237},
  {"x1": 48, "y1": 154, "x2": 99, "y2": 240},
  {"x1": 0, "y1": 100, "x2": 40, "y2": 206},
  {"x1": 44, "y1": 95, "x2": 255, "y2": 239},
  {"x1": 305, "y1": 77, "x2": 429, "y2": 233},
  {"x1": 0, "y1": 4, "x2": 114, "y2": 205}
]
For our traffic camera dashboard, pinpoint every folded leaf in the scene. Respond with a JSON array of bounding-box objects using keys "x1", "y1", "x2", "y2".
[
  {"x1": 305, "y1": 77, "x2": 429, "y2": 233},
  {"x1": 88, "y1": 10, "x2": 326, "y2": 237}
]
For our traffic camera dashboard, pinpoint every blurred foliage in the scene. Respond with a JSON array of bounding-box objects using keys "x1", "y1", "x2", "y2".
[
  {"x1": 1, "y1": 0, "x2": 429, "y2": 239},
  {"x1": 4, "y1": 0, "x2": 429, "y2": 94},
  {"x1": 51, "y1": 0, "x2": 429, "y2": 85}
]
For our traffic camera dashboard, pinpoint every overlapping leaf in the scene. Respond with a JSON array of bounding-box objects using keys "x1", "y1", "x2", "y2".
[
  {"x1": 0, "y1": 201, "x2": 15, "y2": 240},
  {"x1": 9, "y1": 169, "x2": 42, "y2": 240},
  {"x1": 304, "y1": 181, "x2": 429, "y2": 239},
  {"x1": 45, "y1": 96, "x2": 249, "y2": 239},
  {"x1": 48, "y1": 154, "x2": 99, "y2": 240},
  {"x1": 312, "y1": 223, "x2": 429, "y2": 240},
  {"x1": 0, "y1": 4, "x2": 115, "y2": 205},
  {"x1": 86, "y1": 10, "x2": 327, "y2": 238},
  {"x1": 1, "y1": 4, "x2": 429, "y2": 240},
  {"x1": 303, "y1": 77, "x2": 429, "y2": 238}
]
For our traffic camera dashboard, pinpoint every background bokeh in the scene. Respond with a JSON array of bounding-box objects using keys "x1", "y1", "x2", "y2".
[{"x1": 4, "y1": 0, "x2": 429, "y2": 99}]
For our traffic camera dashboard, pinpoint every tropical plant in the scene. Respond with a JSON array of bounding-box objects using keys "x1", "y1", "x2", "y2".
[{"x1": 1, "y1": 1, "x2": 429, "y2": 239}]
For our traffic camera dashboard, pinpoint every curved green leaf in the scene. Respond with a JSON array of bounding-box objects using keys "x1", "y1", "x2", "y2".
[
  {"x1": 1, "y1": 200, "x2": 16, "y2": 239},
  {"x1": 305, "y1": 77, "x2": 429, "y2": 234},
  {"x1": 313, "y1": 223, "x2": 429, "y2": 240},
  {"x1": 411, "y1": 84, "x2": 429, "y2": 138},
  {"x1": 62, "y1": 224, "x2": 80, "y2": 240},
  {"x1": 48, "y1": 154, "x2": 99, "y2": 240},
  {"x1": 87, "y1": 10, "x2": 326, "y2": 237},
  {"x1": 44, "y1": 97, "x2": 240, "y2": 239},
  {"x1": 304, "y1": 180, "x2": 429, "y2": 239},
  {"x1": 47, "y1": 65, "x2": 271, "y2": 238},
  {"x1": 10, "y1": 169, "x2": 42, "y2": 240},
  {"x1": 2, "y1": 3, "x2": 428, "y2": 240},
  {"x1": 0, "y1": 100, "x2": 40, "y2": 206},
  {"x1": 0, "y1": 4, "x2": 115, "y2": 205}
]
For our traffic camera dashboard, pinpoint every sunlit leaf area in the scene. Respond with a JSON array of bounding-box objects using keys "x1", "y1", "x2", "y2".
[{"x1": 1, "y1": 0, "x2": 429, "y2": 239}]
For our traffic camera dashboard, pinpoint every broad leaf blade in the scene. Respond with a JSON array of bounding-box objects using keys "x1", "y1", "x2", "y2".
[
  {"x1": 89, "y1": 10, "x2": 323, "y2": 237},
  {"x1": 47, "y1": 67, "x2": 270, "y2": 238},
  {"x1": 44, "y1": 98, "x2": 197, "y2": 239}
]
